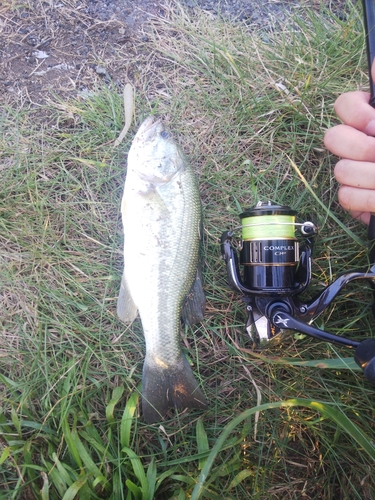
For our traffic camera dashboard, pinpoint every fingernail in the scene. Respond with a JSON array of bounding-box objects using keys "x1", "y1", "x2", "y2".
[{"x1": 365, "y1": 119, "x2": 375, "y2": 136}]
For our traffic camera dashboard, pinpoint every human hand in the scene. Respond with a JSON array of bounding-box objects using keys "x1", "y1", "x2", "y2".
[{"x1": 324, "y1": 64, "x2": 375, "y2": 225}]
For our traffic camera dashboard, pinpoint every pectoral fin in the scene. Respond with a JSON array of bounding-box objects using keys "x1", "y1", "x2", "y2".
[
  {"x1": 117, "y1": 270, "x2": 138, "y2": 323},
  {"x1": 181, "y1": 266, "x2": 206, "y2": 326}
]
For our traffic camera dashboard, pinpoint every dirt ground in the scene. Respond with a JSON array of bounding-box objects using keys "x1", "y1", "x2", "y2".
[
  {"x1": 0, "y1": 0, "x2": 346, "y2": 106},
  {"x1": 0, "y1": 0, "x2": 162, "y2": 105}
]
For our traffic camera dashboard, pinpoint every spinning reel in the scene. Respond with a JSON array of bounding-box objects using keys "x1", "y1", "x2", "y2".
[{"x1": 221, "y1": 202, "x2": 375, "y2": 384}]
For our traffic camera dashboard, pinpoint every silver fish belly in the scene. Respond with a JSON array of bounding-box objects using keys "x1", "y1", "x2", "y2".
[{"x1": 117, "y1": 116, "x2": 206, "y2": 423}]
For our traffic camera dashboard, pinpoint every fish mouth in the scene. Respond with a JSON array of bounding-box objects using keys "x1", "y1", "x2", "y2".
[
  {"x1": 136, "y1": 116, "x2": 163, "y2": 142},
  {"x1": 130, "y1": 115, "x2": 179, "y2": 183}
]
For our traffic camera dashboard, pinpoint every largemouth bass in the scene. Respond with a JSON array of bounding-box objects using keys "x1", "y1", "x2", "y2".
[{"x1": 117, "y1": 116, "x2": 207, "y2": 423}]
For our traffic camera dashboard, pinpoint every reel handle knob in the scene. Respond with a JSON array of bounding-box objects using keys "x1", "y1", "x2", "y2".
[{"x1": 354, "y1": 339, "x2": 375, "y2": 385}]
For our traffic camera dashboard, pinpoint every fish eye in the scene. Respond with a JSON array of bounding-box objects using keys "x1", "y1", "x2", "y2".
[{"x1": 160, "y1": 130, "x2": 169, "y2": 139}]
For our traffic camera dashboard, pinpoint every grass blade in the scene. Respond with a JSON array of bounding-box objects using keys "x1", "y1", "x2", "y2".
[
  {"x1": 0, "y1": 446, "x2": 11, "y2": 465},
  {"x1": 125, "y1": 479, "x2": 142, "y2": 500},
  {"x1": 196, "y1": 418, "x2": 209, "y2": 470},
  {"x1": 40, "y1": 471, "x2": 50, "y2": 500},
  {"x1": 146, "y1": 458, "x2": 157, "y2": 500},
  {"x1": 120, "y1": 391, "x2": 139, "y2": 449},
  {"x1": 122, "y1": 446, "x2": 148, "y2": 499},
  {"x1": 70, "y1": 428, "x2": 108, "y2": 488},
  {"x1": 61, "y1": 474, "x2": 90, "y2": 500},
  {"x1": 226, "y1": 469, "x2": 255, "y2": 491},
  {"x1": 61, "y1": 416, "x2": 82, "y2": 470},
  {"x1": 244, "y1": 349, "x2": 361, "y2": 370},
  {"x1": 106, "y1": 386, "x2": 125, "y2": 425},
  {"x1": 51, "y1": 452, "x2": 75, "y2": 487}
]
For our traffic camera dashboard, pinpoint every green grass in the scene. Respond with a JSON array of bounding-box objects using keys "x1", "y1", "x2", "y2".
[{"x1": 2, "y1": 1, "x2": 375, "y2": 498}]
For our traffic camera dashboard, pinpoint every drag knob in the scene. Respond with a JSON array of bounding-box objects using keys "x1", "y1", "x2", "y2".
[{"x1": 354, "y1": 339, "x2": 375, "y2": 385}]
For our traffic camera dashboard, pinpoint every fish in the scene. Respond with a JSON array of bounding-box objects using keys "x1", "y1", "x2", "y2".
[{"x1": 117, "y1": 116, "x2": 207, "y2": 423}]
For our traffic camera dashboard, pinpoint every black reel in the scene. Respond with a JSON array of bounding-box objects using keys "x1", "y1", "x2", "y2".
[{"x1": 221, "y1": 201, "x2": 375, "y2": 385}]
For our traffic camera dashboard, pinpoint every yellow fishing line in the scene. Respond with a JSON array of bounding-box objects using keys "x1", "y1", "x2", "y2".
[{"x1": 242, "y1": 215, "x2": 295, "y2": 240}]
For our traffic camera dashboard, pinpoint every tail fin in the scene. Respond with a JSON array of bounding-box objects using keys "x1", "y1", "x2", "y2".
[{"x1": 142, "y1": 355, "x2": 207, "y2": 423}]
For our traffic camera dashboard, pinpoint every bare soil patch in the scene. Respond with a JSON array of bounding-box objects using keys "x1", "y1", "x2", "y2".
[{"x1": 0, "y1": 0, "x2": 165, "y2": 105}]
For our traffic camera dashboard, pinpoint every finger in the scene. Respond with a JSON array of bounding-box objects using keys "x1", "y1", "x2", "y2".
[
  {"x1": 345, "y1": 210, "x2": 371, "y2": 225},
  {"x1": 334, "y1": 159, "x2": 375, "y2": 189},
  {"x1": 324, "y1": 124, "x2": 375, "y2": 161},
  {"x1": 338, "y1": 185, "x2": 375, "y2": 214},
  {"x1": 334, "y1": 91, "x2": 375, "y2": 134},
  {"x1": 351, "y1": 211, "x2": 371, "y2": 225}
]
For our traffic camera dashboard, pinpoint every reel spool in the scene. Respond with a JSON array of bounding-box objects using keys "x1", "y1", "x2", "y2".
[{"x1": 240, "y1": 203, "x2": 301, "y2": 293}]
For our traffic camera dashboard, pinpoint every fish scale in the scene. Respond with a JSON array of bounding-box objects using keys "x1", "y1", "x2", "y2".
[{"x1": 117, "y1": 116, "x2": 207, "y2": 423}]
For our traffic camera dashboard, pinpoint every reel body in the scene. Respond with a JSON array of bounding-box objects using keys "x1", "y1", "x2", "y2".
[{"x1": 221, "y1": 202, "x2": 375, "y2": 383}]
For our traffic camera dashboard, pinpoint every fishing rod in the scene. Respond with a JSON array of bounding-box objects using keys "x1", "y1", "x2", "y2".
[
  {"x1": 363, "y1": 0, "x2": 375, "y2": 256},
  {"x1": 220, "y1": 1, "x2": 375, "y2": 385}
]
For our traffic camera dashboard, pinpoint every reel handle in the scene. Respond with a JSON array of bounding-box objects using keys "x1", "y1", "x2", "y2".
[
  {"x1": 270, "y1": 305, "x2": 375, "y2": 385},
  {"x1": 270, "y1": 306, "x2": 375, "y2": 385},
  {"x1": 268, "y1": 305, "x2": 360, "y2": 348}
]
